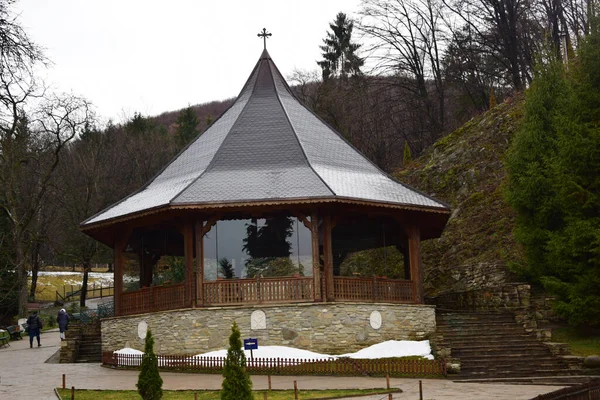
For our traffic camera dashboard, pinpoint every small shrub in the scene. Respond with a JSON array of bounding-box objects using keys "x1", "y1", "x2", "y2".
[
  {"x1": 221, "y1": 321, "x2": 253, "y2": 400},
  {"x1": 137, "y1": 329, "x2": 163, "y2": 400}
]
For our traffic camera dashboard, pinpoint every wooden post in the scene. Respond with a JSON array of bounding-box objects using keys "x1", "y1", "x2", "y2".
[
  {"x1": 71, "y1": 386, "x2": 75, "y2": 400},
  {"x1": 406, "y1": 225, "x2": 424, "y2": 304},
  {"x1": 195, "y1": 220, "x2": 204, "y2": 307},
  {"x1": 294, "y1": 381, "x2": 298, "y2": 400},
  {"x1": 62, "y1": 374, "x2": 66, "y2": 389},
  {"x1": 322, "y1": 214, "x2": 334, "y2": 301},
  {"x1": 184, "y1": 222, "x2": 194, "y2": 307},
  {"x1": 386, "y1": 372, "x2": 390, "y2": 389},
  {"x1": 113, "y1": 229, "x2": 131, "y2": 317},
  {"x1": 311, "y1": 211, "x2": 321, "y2": 301},
  {"x1": 268, "y1": 374, "x2": 271, "y2": 390},
  {"x1": 419, "y1": 380, "x2": 423, "y2": 400}
]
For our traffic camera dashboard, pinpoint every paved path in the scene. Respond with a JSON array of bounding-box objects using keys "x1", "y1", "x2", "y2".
[{"x1": 0, "y1": 329, "x2": 565, "y2": 399}]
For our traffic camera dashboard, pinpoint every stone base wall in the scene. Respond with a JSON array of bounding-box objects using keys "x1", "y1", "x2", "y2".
[{"x1": 101, "y1": 302, "x2": 436, "y2": 355}]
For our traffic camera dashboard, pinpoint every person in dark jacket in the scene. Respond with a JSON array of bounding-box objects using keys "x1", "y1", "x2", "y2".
[
  {"x1": 26, "y1": 311, "x2": 42, "y2": 348},
  {"x1": 57, "y1": 308, "x2": 69, "y2": 340}
]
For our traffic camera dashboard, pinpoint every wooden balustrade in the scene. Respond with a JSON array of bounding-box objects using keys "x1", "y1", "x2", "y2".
[
  {"x1": 203, "y1": 276, "x2": 314, "y2": 306},
  {"x1": 117, "y1": 276, "x2": 415, "y2": 316},
  {"x1": 121, "y1": 283, "x2": 186, "y2": 316},
  {"x1": 333, "y1": 276, "x2": 414, "y2": 303}
]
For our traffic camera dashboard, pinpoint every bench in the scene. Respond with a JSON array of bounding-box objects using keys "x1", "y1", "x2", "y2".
[
  {"x1": 26, "y1": 303, "x2": 41, "y2": 312},
  {"x1": 7, "y1": 325, "x2": 22, "y2": 340},
  {"x1": 0, "y1": 330, "x2": 9, "y2": 347}
]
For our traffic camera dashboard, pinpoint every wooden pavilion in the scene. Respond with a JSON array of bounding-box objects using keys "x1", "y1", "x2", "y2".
[{"x1": 81, "y1": 48, "x2": 450, "y2": 321}]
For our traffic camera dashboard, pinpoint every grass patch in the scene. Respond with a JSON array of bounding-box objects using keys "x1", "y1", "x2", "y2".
[
  {"x1": 56, "y1": 388, "x2": 397, "y2": 399},
  {"x1": 551, "y1": 326, "x2": 600, "y2": 357},
  {"x1": 30, "y1": 271, "x2": 112, "y2": 302}
]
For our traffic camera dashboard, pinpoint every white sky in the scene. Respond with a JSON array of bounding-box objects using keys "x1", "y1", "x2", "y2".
[{"x1": 17, "y1": 0, "x2": 361, "y2": 123}]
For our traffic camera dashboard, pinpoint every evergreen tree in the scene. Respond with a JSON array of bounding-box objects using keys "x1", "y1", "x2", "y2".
[
  {"x1": 317, "y1": 12, "x2": 364, "y2": 81},
  {"x1": 175, "y1": 106, "x2": 200, "y2": 146},
  {"x1": 403, "y1": 142, "x2": 412, "y2": 166},
  {"x1": 506, "y1": 31, "x2": 600, "y2": 326},
  {"x1": 221, "y1": 321, "x2": 253, "y2": 400},
  {"x1": 137, "y1": 329, "x2": 163, "y2": 400}
]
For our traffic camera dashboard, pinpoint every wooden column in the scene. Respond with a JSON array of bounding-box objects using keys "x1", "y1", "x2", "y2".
[
  {"x1": 311, "y1": 211, "x2": 321, "y2": 301},
  {"x1": 195, "y1": 220, "x2": 204, "y2": 307},
  {"x1": 322, "y1": 213, "x2": 334, "y2": 302},
  {"x1": 183, "y1": 222, "x2": 194, "y2": 308},
  {"x1": 113, "y1": 229, "x2": 131, "y2": 317},
  {"x1": 406, "y1": 225, "x2": 424, "y2": 304}
]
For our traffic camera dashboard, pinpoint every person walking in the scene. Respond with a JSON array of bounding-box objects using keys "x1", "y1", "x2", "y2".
[
  {"x1": 26, "y1": 310, "x2": 43, "y2": 348},
  {"x1": 57, "y1": 308, "x2": 69, "y2": 341}
]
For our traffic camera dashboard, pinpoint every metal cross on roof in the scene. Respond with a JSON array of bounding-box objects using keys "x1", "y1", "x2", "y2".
[{"x1": 257, "y1": 28, "x2": 272, "y2": 50}]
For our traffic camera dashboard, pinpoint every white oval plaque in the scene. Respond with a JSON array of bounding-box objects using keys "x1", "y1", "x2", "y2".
[
  {"x1": 370, "y1": 311, "x2": 382, "y2": 329},
  {"x1": 251, "y1": 310, "x2": 266, "y2": 330},
  {"x1": 138, "y1": 321, "x2": 148, "y2": 339}
]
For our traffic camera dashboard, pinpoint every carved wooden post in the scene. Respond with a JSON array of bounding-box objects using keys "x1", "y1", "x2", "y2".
[
  {"x1": 406, "y1": 225, "x2": 424, "y2": 303},
  {"x1": 184, "y1": 222, "x2": 194, "y2": 308},
  {"x1": 311, "y1": 211, "x2": 321, "y2": 301},
  {"x1": 195, "y1": 220, "x2": 204, "y2": 307},
  {"x1": 322, "y1": 214, "x2": 334, "y2": 302}
]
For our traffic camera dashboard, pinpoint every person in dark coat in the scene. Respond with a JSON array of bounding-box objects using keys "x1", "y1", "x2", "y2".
[
  {"x1": 26, "y1": 311, "x2": 43, "y2": 348},
  {"x1": 57, "y1": 308, "x2": 69, "y2": 340}
]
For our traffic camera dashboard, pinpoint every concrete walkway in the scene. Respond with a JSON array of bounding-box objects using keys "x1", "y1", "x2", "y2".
[{"x1": 0, "y1": 329, "x2": 565, "y2": 400}]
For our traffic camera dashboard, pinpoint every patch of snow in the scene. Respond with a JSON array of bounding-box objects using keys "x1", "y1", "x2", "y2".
[
  {"x1": 339, "y1": 340, "x2": 433, "y2": 360},
  {"x1": 115, "y1": 340, "x2": 434, "y2": 363}
]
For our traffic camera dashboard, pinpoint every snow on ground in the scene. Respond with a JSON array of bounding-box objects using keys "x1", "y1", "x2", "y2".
[
  {"x1": 114, "y1": 340, "x2": 434, "y2": 366},
  {"x1": 30, "y1": 271, "x2": 135, "y2": 285}
]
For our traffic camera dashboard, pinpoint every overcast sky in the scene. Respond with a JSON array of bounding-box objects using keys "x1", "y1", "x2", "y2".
[{"x1": 17, "y1": 0, "x2": 361, "y2": 123}]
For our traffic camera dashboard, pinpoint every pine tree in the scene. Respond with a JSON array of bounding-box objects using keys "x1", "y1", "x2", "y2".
[
  {"x1": 317, "y1": 12, "x2": 364, "y2": 81},
  {"x1": 175, "y1": 106, "x2": 200, "y2": 146},
  {"x1": 221, "y1": 321, "x2": 253, "y2": 400},
  {"x1": 137, "y1": 329, "x2": 163, "y2": 400},
  {"x1": 506, "y1": 30, "x2": 600, "y2": 326}
]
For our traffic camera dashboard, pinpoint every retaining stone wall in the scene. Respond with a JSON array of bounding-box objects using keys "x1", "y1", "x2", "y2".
[{"x1": 101, "y1": 302, "x2": 436, "y2": 355}]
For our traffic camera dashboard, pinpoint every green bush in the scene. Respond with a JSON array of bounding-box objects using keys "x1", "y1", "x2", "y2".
[
  {"x1": 221, "y1": 321, "x2": 253, "y2": 400},
  {"x1": 137, "y1": 329, "x2": 163, "y2": 400}
]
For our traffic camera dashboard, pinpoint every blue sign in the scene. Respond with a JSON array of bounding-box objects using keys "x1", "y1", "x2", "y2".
[{"x1": 243, "y1": 338, "x2": 258, "y2": 350}]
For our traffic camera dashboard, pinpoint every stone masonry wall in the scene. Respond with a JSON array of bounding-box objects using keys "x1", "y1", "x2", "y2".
[{"x1": 102, "y1": 302, "x2": 436, "y2": 355}]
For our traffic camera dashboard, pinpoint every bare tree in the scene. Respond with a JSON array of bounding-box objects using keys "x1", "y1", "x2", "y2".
[{"x1": 359, "y1": 0, "x2": 448, "y2": 143}]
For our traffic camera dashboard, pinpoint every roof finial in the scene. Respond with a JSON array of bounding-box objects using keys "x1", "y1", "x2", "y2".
[{"x1": 257, "y1": 28, "x2": 272, "y2": 50}]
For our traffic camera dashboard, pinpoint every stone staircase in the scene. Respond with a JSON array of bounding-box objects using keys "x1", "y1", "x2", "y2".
[
  {"x1": 75, "y1": 330, "x2": 102, "y2": 363},
  {"x1": 436, "y1": 310, "x2": 574, "y2": 379},
  {"x1": 61, "y1": 320, "x2": 102, "y2": 363}
]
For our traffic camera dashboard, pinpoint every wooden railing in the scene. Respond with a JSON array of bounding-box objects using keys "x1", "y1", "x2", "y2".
[
  {"x1": 203, "y1": 276, "x2": 314, "y2": 306},
  {"x1": 102, "y1": 352, "x2": 446, "y2": 377},
  {"x1": 55, "y1": 282, "x2": 114, "y2": 303},
  {"x1": 121, "y1": 283, "x2": 186, "y2": 316},
  {"x1": 333, "y1": 276, "x2": 414, "y2": 303}
]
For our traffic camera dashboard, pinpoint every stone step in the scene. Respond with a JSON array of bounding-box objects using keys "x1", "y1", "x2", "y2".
[
  {"x1": 459, "y1": 356, "x2": 563, "y2": 369},
  {"x1": 436, "y1": 327, "x2": 529, "y2": 335},
  {"x1": 453, "y1": 348, "x2": 551, "y2": 357},
  {"x1": 442, "y1": 337, "x2": 539, "y2": 346},
  {"x1": 458, "y1": 369, "x2": 575, "y2": 378}
]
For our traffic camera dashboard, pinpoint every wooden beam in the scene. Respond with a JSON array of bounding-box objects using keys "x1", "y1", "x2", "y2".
[
  {"x1": 311, "y1": 211, "x2": 321, "y2": 301},
  {"x1": 323, "y1": 213, "x2": 334, "y2": 302},
  {"x1": 195, "y1": 220, "x2": 204, "y2": 307},
  {"x1": 406, "y1": 225, "x2": 424, "y2": 304},
  {"x1": 183, "y1": 222, "x2": 194, "y2": 307}
]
